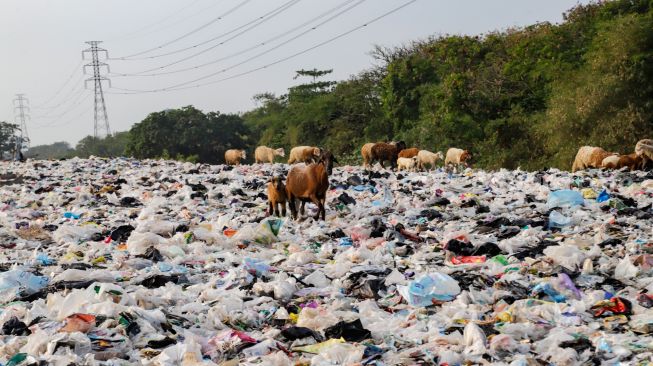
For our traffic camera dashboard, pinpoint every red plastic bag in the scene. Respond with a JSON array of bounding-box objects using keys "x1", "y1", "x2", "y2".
[
  {"x1": 591, "y1": 297, "x2": 632, "y2": 317},
  {"x1": 451, "y1": 256, "x2": 486, "y2": 265},
  {"x1": 60, "y1": 313, "x2": 96, "y2": 333}
]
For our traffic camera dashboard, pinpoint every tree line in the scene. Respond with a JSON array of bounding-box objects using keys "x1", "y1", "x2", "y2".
[{"x1": 16, "y1": 0, "x2": 653, "y2": 170}]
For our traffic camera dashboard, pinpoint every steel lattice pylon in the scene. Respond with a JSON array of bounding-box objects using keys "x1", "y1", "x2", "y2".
[{"x1": 83, "y1": 41, "x2": 111, "y2": 138}]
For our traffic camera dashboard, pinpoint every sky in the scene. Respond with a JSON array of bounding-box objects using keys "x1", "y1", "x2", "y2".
[{"x1": 0, "y1": 0, "x2": 591, "y2": 147}]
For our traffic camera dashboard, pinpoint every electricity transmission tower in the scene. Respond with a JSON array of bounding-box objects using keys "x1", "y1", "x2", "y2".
[
  {"x1": 83, "y1": 41, "x2": 111, "y2": 138},
  {"x1": 13, "y1": 94, "x2": 30, "y2": 155}
]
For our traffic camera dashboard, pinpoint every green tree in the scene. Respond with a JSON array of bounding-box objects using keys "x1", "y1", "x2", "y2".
[
  {"x1": 75, "y1": 131, "x2": 130, "y2": 158},
  {"x1": 289, "y1": 68, "x2": 337, "y2": 101},
  {"x1": 0, "y1": 122, "x2": 19, "y2": 159},
  {"x1": 544, "y1": 12, "x2": 653, "y2": 167},
  {"x1": 25, "y1": 142, "x2": 74, "y2": 160},
  {"x1": 126, "y1": 106, "x2": 252, "y2": 164}
]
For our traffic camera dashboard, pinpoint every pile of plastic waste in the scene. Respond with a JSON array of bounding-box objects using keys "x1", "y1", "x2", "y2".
[{"x1": 1, "y1": 157, "x2": 653, "y2": 365}]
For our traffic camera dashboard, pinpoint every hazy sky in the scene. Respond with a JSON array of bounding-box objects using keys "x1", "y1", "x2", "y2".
[{"x1": 0, "y1": 0, "x2": 590, "y2": 146}]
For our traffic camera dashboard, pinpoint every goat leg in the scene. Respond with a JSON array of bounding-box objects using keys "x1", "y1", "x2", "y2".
[
  {"x1": 642, "y1": 156, "x2": 649, "y2": 171},
  {"x1": 288, "y1": 197, "x2": 298, "y2": 220},
  {"x1": 309, "y1": 195, "x2": 322, "y2": 220},
  {"x1": 320, "y1": 197, "x2": 326, "y2": 221}
]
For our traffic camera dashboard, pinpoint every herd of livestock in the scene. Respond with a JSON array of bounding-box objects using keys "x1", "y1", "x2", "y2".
[
  {"x1": 223, "y1": 143, "x2": 471, "y2": 221},
  {"x1": 225, "y1": 143, "x2": 471, "y2": 171},
  {"x1": 221, "y1": 139, "x2": 653, "y2": 221},
  {"x1": 572, "y1": 139, "x2": 653, "y2": 172},
  {"x1": 225, "y1": 139, "x2": 653, "y2": 173}
]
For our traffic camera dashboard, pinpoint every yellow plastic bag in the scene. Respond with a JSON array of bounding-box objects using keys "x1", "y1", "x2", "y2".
[
  {"x1": 292, "y1": 338, "x2": 345, "y2": 354},
  {"x1": 581, "y1": 188, "x2": 597, "y2": 199}
]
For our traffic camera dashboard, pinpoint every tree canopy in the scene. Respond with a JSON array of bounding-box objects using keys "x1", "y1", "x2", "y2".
[
  {"x1": 0, "y1": 122, "x2": 20, "y2": 160},
  {"x1": 126, "y1": 106, "x2": 250, "y2": 164}
]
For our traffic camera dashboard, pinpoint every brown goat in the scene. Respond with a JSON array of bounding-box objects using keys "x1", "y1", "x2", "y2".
[
  {"x1": 571, "y1": 146, "x2": 615, "y2": 172},
  {"x1": 288, "y1": 146, "x2": 321, "y2": 164},
  {"x1": 267, "y1": 176, "x2": 287, "y2": 217},
  {"x1": 285, "y1": 151, "x2": 336, "y2": 220},
  {"x1": 445, "y1": 148, "x2": 472, "y2": 167},
  {"x1": 255, "y1": 146, "x2": 285, "y2": 164},
  {"x1": 370, "y1": 141, "x2": 406, "y2": 170},
  {"x1": 602, "y1": 153, "x2": 642, "y2": 171},
  {"x1": 225, "y1": 149, "x2": 246, "y2": 166},
  {"x1": 361, "y1": 142, "x2": 376, "y2": 168},
  {"x1": 636, "y1": 139, "x2": 653, "y2": 170},
  {"x1": 398, "y1": 148, "x2": 419, "y2": 159}
]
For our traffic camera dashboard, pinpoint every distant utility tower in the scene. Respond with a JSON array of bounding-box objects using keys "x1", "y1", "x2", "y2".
[
  {"x1": 13, "y1": 94, "x2": 30, "y2": 151},
  {"x1": 83, "y1": 41, "x2": 111, "y2": 138}
]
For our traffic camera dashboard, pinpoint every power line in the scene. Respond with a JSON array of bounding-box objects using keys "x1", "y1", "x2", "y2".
[
  {"x1": 109, "y1": 0, "x2": 418, "y2": 94},
  {"x1": 111, "y1": 0, "x2": 367, "y2": 82},
  {"x1": 46, "y1": 107, "x2": 92, "y2": 129},
  {"x1": 32, "y1": 92, "x2": 91, "y2": 127},
  {"x1": 108, "y1": 1, "x2": 228, "y2": 44},
  {"x1": 32, "y1": 60, "x2": 83, "y2": 109},
  {"x1": 33, "y1": 88, "x2": 87, "y2": 119},
  {"x1": 34, "y1": 94, "x2": 93, "y2": 128},
  {"x1": 110, "y1": 0, "x2": 300, "y2": 62},
  {"x1": 106, "y1": 0, "x2": 207, "y2": 42},
  {"x1": 112, "y1": 0, "x2": 253, "y2": 60},
  {"x1": 111, "y1": 0, "x2": 359, "y2": 78},
  {"x1": 32, "y1": 75, "x2": 86, "y2": 115}
]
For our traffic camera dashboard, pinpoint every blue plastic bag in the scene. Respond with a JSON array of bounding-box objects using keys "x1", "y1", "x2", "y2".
[
  {"x1": 397, "y1": 273, "x2": 460, "y2": 306},
  {"x1": 63, "y1": 212, "x2": 81, "y2": 219},
  {"x1": 35, "y1": 253, "x2": 54, "y2": 266},
  {"x1": 547, "y1": 190, "x2": 584, "y2": 208},
  {"x1": 0, "y1": 270, "x2": 49, "y2": 296},
  {"x1": 383, "y1": 185, "x2": 394, "y2": 206},
  {"x1": 549, "y1": 210, "x2": 572, "y2": 229},
  {"x1": 338, "y1": 237, "x2": 353, "y2": 246},
  {"x1": 353, "y1": 185, "x2": 378, "y2": 194},
  {"x1": 531, "y1": 282, "x2": 566, "y2": 303},
  {"x1": 596, "y1": 189, "x2": 610, "y2": 203},
  {"x1": 243, "y1": 258, "x2": 273, "y2": 277}
]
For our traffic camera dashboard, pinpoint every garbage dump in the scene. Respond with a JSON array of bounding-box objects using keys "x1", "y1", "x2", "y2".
[{"x1": 1, "y1": 157, "x2": 653, "y2": 364}]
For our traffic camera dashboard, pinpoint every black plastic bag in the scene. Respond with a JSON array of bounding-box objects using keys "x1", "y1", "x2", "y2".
[
  {"x1": 2, "y1": 317, "x2": 30, "y2": 336},
  {"x1": 324, "y1": 319, "x2": 371, "y2": 342}
]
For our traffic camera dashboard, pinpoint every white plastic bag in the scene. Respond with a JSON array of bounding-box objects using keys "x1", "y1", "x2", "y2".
[
  {"x1": 614, "y1": 255, "x2": 638, "y2": 280},
  {"x1": 463, "y1": 322, "x2": 487, "y2": 356}
]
